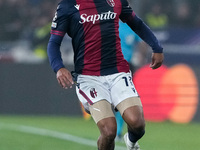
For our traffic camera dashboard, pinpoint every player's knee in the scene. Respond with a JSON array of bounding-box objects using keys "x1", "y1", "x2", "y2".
[
  {"x1": 123, "y1": 106, "x2": 145, "y2": 131},
  {"x1": 103, "y1": 129, "x2": 116, "y2": 142},
  {"x1": 98, "y1": 120, "x2": 117, "y2": 141},
  {"x1": 103, "y1": 126, "x2": 116, "y2": 140},
  {"x1": 128, "y1": 115, "x2": 145, "y2": 131}
]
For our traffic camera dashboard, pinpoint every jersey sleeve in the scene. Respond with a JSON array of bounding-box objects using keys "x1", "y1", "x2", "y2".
[
  {"x1": 47, "y1": 3, "x2": 69, "y2": 73},
  {"x1": 51, "y1": 4, "x2": 69, "y2": 35},
  {"x1": 119, "y1": 0, "x2": 135, "y2": 23},
  {"x1": 126, "y1": 15, "x2": 163, "y2": 53}
]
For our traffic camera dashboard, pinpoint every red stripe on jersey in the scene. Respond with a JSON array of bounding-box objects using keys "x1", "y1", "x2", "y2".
[
  {"x1": 113, "y1": 0, "x2": 130, "y2": 73},
  {"x1": 79, "y1": 89, "x2": 94, "y2": 105},
  {"x1": 51, "y1": 30, "x2": 65, "y2": 37},
  {"x1": 76, "y1": 0, "x2": 102, "y2": 75}
]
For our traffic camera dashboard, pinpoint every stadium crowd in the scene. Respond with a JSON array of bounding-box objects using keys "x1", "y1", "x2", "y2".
[
  {"x1": 0, "y1": 0, "x2": 200, "y2": 63},
  {"x1": 141, "y1": 0, "x2": 200, "y2": 29},
  {"x1": 0, "y1": 0, "x2": 59, "y2": 41},
  {"x1": 1, "y1": 0, "x2": 200, "y2": 42}
]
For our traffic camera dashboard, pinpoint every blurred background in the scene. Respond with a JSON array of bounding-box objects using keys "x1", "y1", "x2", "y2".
[{"x1": 0, "y1": 0, "x2": 200, "y2": 131}]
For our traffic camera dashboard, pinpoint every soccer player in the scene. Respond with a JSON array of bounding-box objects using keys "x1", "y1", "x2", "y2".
[{"x1": 47, "y1": 0, "x2": 164, "y2": 150}]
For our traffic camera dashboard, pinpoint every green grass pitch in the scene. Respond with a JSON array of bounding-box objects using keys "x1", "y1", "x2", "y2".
[{"x1": 0, "y1": 115, "x2": 199, "y2": 150}]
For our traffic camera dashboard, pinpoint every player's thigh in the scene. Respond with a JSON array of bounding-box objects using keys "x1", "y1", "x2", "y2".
[
  {"x1": 89, "y1": 100, "x2": 115, "y2": 124},
  {"x1": 116, "y1": 97, "x2": 142, "y2": 116},
  {"x1": 116, "y1": 97, "x2": 144, "y2": 126}
]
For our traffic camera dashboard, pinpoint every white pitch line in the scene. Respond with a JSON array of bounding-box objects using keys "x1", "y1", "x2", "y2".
[{"x1": 0, "y1": 123, "x2": 126, "y2": 150}]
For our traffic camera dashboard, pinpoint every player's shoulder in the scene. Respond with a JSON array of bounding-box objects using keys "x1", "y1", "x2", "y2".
[
  {"x1": 59, "y1": 0, "x2": 76, "y2": 9},
  {"x1": 57, "y1": 0, "x2": 77, "y2": 14}
]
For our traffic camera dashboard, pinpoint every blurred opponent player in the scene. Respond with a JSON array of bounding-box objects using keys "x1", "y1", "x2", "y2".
[{"x1": 47, "y1": 0, "x2": 164, "y2": 150}]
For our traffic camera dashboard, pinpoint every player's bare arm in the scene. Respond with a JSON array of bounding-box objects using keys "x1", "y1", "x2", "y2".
[
  {"x1": 56, "y1": 68, "x2": 74, "y2": 89},
  {"x1": 150, "y1": 53, "x2": 164, "y2": 69}
]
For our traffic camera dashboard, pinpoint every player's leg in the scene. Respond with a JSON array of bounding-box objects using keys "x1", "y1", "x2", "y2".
[
  {"x1": 89, "y1": 100, "x2": 117, "y2": 150},
  {"x1": 75, "y1": 74, "x2": 117, "y2": 149},
  {"x1": 116, "y1": 97, "x2": 145, "y2": 149},
  {"x1": 109, "y1": 72, "x2": 145, "y2": 149}
]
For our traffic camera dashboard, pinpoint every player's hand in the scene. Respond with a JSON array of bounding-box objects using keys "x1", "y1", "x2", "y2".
[
  {"x1": 56, "y1": 68, "x2": 74, "y2": 89},
  {"x1": 149, "y1": 53, "x2": 164, "y2": 69}
]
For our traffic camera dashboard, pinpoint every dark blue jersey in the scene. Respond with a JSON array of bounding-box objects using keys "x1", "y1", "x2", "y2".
[{"x1": 47, "y1": 0, "x2": 163, "y2": 75}]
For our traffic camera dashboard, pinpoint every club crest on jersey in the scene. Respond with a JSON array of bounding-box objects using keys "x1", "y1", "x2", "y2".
[
  {"x1": 106, "y1": 0, "x2": 115, "y2": 7},
  {"x1": 90, "y1": 88, "x2": 97, "y2": 98}
]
